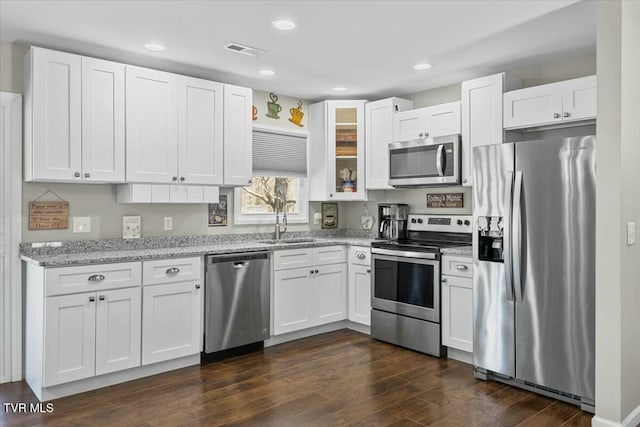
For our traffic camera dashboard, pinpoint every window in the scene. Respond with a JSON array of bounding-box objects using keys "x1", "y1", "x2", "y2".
[{"x1": 234, "y1": 176, "x2": 308, "y2": 225}]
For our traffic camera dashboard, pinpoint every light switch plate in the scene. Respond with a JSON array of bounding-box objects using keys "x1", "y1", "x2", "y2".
[
  {"x1": 73, "y1": 217, "x2": 91, "y2": 233},
  {"x1": 628, "y1": 221, "x2": 636, "y2": 246},
  {"x1": 164, "y1": 217, "x2": 173, "y2": 231}
]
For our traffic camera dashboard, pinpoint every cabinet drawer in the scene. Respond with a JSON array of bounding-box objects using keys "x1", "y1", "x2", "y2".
[
  {"x1": 45, "y1": 262, "x2": 141, "y2": 296},
  {"x1": 441, "y1": 255, "x2": 473, "y2": 278},
  {"x1": 143, "y1": 257, "x2": 201, "y2": 285},
  {"x1": 313, "y1": 246, "x2": 346, "y2": 266},
  {"x1": 273, "y1": 248, "x2": 313, "y2": 271},
  {"x1": 349, "y1": 246, "x2": 371, "y2": 266}
]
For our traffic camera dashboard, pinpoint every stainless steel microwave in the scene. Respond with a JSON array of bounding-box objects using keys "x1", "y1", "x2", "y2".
[{"x1": 388, "y1": 134, "x2": 461, "y2": 187}]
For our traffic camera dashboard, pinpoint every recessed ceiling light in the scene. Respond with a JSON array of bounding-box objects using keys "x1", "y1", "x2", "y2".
[
  {"x1": 414, "y1": 63, "x2": 432, "y2": 70},
  {"x1": 271, "y1": 19, "x2": 297, "y2": 31},
  {"x1": 332, "y1": 87, "x2": 348, "y2": 92},
  {"x1": 142, "y1": 42, "x2": 166, "y2": 52},
  {"x1": 259, "y1": 69, "x2": 275, "y2": 77}
]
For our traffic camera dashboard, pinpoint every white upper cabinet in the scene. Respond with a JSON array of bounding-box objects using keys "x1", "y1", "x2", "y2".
[
  {"x1": 125, "y1": 66, "x2": 179, "y2": 183},
  {"x1": 503, "y1": 75, "x2": 596, "y2": 129},
  {"x1": 25, "y1": 47, "x2": 82, "y2": 181},
  {"x1": 461, "y1": 73, "x2": 505, "y2": 187},
  {"x1": 81, "y1": 57, "x2": 126, "y2": 182},
  {"x1": 365, "y1": 97, "x2": 413, "y2": 190},
  {"x1": 178, "y1": 76, "x2": 224, "y2": 185},
  {"x1": 309, "y1": 100, "x2": 367, "y2": 201},
  {"x1": 223, "y1": 84, "x2": 253, "y2": 187},
  {"x1": 393, "y1": 101, "x2": 461, "y2": 142}
]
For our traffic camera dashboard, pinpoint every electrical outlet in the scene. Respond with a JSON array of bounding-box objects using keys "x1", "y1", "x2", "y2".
[
  {"x1": 73, "y1": 217, "x2": 91, "y2": 233},
  {"x1": 628, "y1": 221, "x2": 636, "y2": 246},
  {"x1": 164, "y1": 217, "x2": 173, "y2": 231}
]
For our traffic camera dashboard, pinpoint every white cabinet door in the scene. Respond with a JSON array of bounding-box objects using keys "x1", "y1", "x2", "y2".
[
  {"x1": 178, "y1": 76, "x2": 224, "y2": 185},
  {"x1": 441, "y1": 275, "x2": 473, "y2": 353},
  {"x1": 126, "y1": 66, "x2": 178, "y2": 183},
  {"x1": 562, "y1": 75, "x2": 596, "y2": 122},
  {"x1": 365, "y1": 98, "x2": 413, "y2": 189},
  {"x1": 273, "y1": 268, "x2": 314, "y2": 335},
  {"x1": 141, "y1": 281, "x2": 201, "y2": 365},
  {"x1": 43, "y1": 293, "x2": 96, "y2": 386},
  {"x1": 504, "y1": 85, "x2": 563, "y2": 129},
  {"x1": 30, "y1": 47, "x2": 82, "y2": 181},
  {"x1": 223, "y1": 84, "x2": 252, "y2": 186},
  {"x1": 81, "y1": 57, "x2": 125, "y2": 182},
  {"x1": 461, "y1": 73, "x2": 504, "y2": 187},
  {"x1": 313, "y1": 246, "x2": 347, "y2": 266},
  {"x1": 393, "y1": 108, "x2": 429, "y2": 142},
  {"x1": 428, "y1": 101, "x2": 461, "y2": 137},
  {"x1": 315, "y1": 263, "x2": 347, "y2": 325},
  {"x1": 348, "y1": 264, "x2": 371, "y2": 326},
  {"x1": 95, "y1": 287, "x2": 141, "y2": 375}
]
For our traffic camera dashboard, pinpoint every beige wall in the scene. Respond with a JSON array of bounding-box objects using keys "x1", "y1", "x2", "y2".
[{"x1": 595, "y1": 0, "x2": 640, "y2": 424}]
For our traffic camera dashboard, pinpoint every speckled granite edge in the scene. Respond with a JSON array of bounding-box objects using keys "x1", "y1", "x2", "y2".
[
  {"x1": 20, "y1": 230, "x2": 376, "y2": 267},
  {"x1": 440, "y1": 246, "x2": 473, "y2": 257}
]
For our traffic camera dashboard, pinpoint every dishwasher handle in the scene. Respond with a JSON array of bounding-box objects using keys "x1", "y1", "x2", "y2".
[{"x1": 232, "y1": 261, "x2": 249, "y2": 269}]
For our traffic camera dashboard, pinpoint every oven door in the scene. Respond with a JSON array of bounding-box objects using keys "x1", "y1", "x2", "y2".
[
  {"x1": 388, "y1": 136, "x2": 460, "y2": 186},
  {"x1": 371, "y1": 250, "x2": 440, "y2": 323}
]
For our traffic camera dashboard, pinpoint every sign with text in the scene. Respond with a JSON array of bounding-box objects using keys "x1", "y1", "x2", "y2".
[
  {"x1": 29, "y1": 201, "x2": 69, "y2": 230},
  {"x1": 426, "y1": 193, "x2": 464, "y2": 208}
]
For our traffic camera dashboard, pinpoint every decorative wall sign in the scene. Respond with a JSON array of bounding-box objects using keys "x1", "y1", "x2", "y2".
[
  {"x1": 122, "y1": 216, "x2": 141, "y2": 239},
  {"x1": 265, "y1": 92, "x2": 282, "y2": 119},
  {"x1": 289, "y1": 100, "x2": 304, "y2": 127},
  {"x1": 29, "y1": 201, "x2": 69, "y2": 230},
  {"x1": 426, "y1": 193, "x2": 464, "y2": 208},
  {"x1": 208, "y1": 195, "x2": 228, "y2": 226},
  {"x1": 321, "y1": 203, "x2": 338, "y2": 229},
  {"x1": 252, "y1": 105, "x2": 258, "y2": 121}
]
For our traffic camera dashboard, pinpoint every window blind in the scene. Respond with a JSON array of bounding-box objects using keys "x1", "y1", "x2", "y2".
[{"x1": 252, "y1": 128, "x2": 307, "y2": 177}]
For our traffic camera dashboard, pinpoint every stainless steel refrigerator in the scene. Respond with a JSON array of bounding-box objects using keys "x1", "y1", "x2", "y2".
[{"x1": 472, "y1": 136, "x2": 595, "y2": 412}]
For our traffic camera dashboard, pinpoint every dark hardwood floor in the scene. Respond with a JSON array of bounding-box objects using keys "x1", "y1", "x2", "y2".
[{"x1": 1, "y1": 329, "x2": 592, "y2": 426}]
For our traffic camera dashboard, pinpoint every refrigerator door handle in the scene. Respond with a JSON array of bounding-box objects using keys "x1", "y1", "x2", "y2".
[
  {"x1": 504, "y1": 171, "x2": 515, "y2": 302},
  {"x1": 513, "y1": 171, "x2": 524, "y2": 303},
  {"x1": 436, "y1": 144, "x2": 445, "y2": 177}
]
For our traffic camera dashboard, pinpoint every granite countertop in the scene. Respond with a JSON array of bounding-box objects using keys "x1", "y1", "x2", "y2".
[
  {"x1": 20, "y1": 234, "x2": 376, "y2": 268},
  {"x1": 440, "y1": 246, "x2": 473, "y2": 257}
]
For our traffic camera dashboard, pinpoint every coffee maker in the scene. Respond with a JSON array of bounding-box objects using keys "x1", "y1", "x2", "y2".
[{"x1": 377, "y1": 203, "x2": 408, "y2": 240}]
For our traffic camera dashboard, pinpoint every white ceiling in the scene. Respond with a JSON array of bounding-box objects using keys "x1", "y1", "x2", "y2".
[{"x1": 0, "y1": 0, "x2": 596, "y2": 101}]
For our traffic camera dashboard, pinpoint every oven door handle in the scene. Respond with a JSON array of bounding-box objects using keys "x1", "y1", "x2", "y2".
[{"x1": 371, "y1": 248, "x2": 438, "y2": 260}]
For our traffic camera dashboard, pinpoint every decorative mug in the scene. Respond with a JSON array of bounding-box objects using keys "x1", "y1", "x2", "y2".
[
  {"x1": 289, "y1": 100, "x2": 304, "y2": 127},
  {"x1": 252, "y1": 105, "x2": 257, "y2": 121},
  {"x1": 266, "y1": 92, "x2": 282, "y2": 119}
]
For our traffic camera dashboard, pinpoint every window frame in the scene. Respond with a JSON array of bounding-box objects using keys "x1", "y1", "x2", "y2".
[{"x1": 233, "y1": 177, "x2": 309, "y2": 225}]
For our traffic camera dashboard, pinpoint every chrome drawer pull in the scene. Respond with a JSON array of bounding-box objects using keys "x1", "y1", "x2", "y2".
[
  {"x1": 166, "y1": 267, "x2": 180, "y2": 274},
  {"x1": 455, "y1": 264, "x2": 469, "y2": 271},
  {"x1": 88, "y1": 274, "x2": 105, "y2": 282},
  {"x1": 357, "y1": 253, "x2": 366, "y2": 259}
]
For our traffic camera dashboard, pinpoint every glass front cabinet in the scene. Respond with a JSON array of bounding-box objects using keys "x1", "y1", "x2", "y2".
[{"x1": 309, "y1": 100, "x2": 366, "y2": 201}]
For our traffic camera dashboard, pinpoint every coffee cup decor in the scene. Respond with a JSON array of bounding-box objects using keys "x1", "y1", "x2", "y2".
[
  {"x1": 266, "y1": 92, "x2": 282, "y2": 119},
  {"x1": 289, "y1": 100, "x2": 304, "y2": 127},
  {"x1": 252, "y1": 105, "x2": 257, "y2": 121}
]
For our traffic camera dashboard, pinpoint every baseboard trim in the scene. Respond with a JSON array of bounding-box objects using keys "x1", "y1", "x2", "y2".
[
  {"x1": 446, "y1": 347, "x2": 473, "y2": 364},
  {"x1": 592, "y1": 403, "x2": 640, "y2": 427},
  {"x1": 264, "y1": 320, "x2": 370, "y2": 347}
]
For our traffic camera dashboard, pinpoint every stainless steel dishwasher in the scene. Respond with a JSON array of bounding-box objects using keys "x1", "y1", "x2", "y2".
[{"x1": 204, "y1": 251, "x2": 270, "y2": 355}]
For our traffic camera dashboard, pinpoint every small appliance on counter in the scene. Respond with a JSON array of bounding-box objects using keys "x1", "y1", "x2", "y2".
[{"x1": 377, "y1": 203, "x2": 408, "y2": 240}]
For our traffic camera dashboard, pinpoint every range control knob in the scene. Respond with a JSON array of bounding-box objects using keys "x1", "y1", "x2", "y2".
[
  {"x1": 464, "y1": 220, "x2": 471, "y2": 226},
  {"x1": 417, "y1": 218, "x2": 423, "y2": 224},
  {"x1": 457, "y1": 219, "x2": 463, "y2": 225},
  {"x1": 411, "y1": 218, "x2": 417, "y2": 223}
]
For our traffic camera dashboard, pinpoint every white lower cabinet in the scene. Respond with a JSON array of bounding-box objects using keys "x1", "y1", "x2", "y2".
[
  {"x1": 272, "y1": 247, "x2": 347, "y2": 335},
  {"x1": 348, "y1": 246, "x2": 371, "y2": 326},
  {"x1": 141, "y1": 280, "x2": 202, "y2": 365},
  {"x1": 441, "y1": 254, "x2": 473, "y2": 354}
]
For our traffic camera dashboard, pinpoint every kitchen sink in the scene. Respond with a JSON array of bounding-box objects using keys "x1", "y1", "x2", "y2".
[{"x1": 259, "y1": 238, "x2": 318, "y2": 245}]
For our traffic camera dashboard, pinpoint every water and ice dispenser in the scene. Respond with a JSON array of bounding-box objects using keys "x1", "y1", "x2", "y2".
[{"x1": 477, "y1": 216, "x2": 504, "y2": 262}]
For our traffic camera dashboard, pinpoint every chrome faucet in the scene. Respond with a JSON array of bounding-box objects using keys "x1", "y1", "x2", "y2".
[{"x1": 274, "y1": 193, "x2": 288, "y2": 240}]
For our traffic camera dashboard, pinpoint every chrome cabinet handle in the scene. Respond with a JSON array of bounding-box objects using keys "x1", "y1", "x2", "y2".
[
  {"x1": 74, "y1": 172, "x2": 81, "y2": 177},
  {"x1": 88, "y1": 274, "x2": 105, "y2": 282},
  {"x1": 180, "y1": 177, "x2": 185, "y2": 182},
  {"x1": 357, "y1": 253, "x2": 366, "y2": 259},
  {"x1": 99, "y1": 295, "x2": 105, "y2": 301},
  {"x1": 166, "y1": 267, "x2": 180, "y2": 274},
  {"x1": 563, "y1": 112, "x2": 570, "y2": 118},
  {"x1": 310, "y1": 269, "x2": 314, "y2": 275},
  {"x1": 248, "y1": 179, "x2": 252, "y2": 184},
  {"x1": 366, "y1": 269, "x2": 371, "y2": 273},
  {"x1": 419, "y1": 132, "x2": 424, "y2": 138},
  {"x1": 89, "y1": 296, "x2": 95, "y2": 302},
  {"x1": 441, "y1": 277, "x2": 448, "y2": 283},
  {"x1": 456, "y1": 264, "x2": 469, "y2": 271},
  {"x1": 553, "y1": 113, "x2": 560, "y2": 118},
  {"x1": 84, "y1": 173, "x2": 90, "y2": 178},
  {"x1": 172, "y1": 176, "x2": 178, "y2": 181},
  {"x1": 195, "y1": 284, "x2": 201, "y2": 289}
]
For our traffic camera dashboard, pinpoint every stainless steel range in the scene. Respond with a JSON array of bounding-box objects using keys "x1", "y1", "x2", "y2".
[{"x1": 371, "y1": 214, "x2": 472, "y2": 357}]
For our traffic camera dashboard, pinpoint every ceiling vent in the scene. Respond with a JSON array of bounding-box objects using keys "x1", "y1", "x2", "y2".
[{"x1": 223, "y1": 43, "x2": 264, "y2": 57}]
